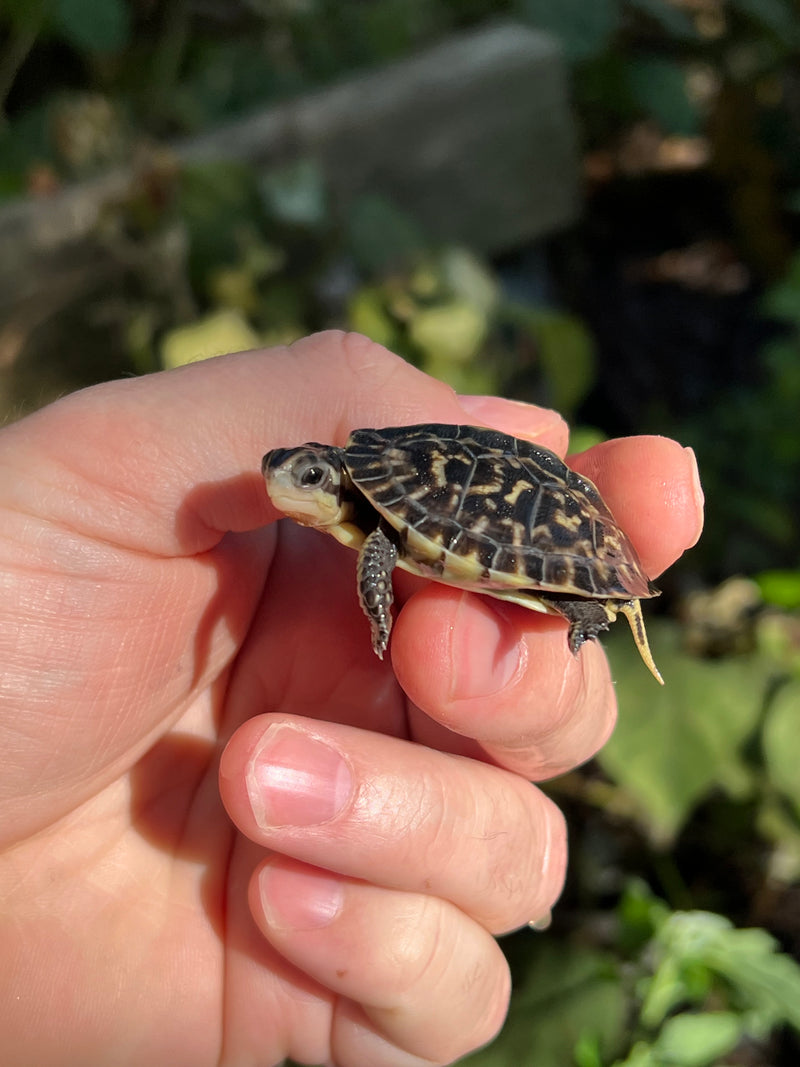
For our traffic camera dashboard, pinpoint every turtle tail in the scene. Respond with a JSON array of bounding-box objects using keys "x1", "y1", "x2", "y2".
[{"x1": 618, "y1": 600, "x2": 664, "y2": 685}]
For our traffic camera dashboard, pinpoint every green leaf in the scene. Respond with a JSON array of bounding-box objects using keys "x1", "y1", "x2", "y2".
[
  {"x1": 755, "y1": 569, "x2": 800, "y2": 609},
  {"x1": 409, "y1": 301, "x2": 489, "y2": 366},
  {"x1": 762, "y1": 679, "x2": 800, "y2": 819},
  {"x1": 347, "y1": 194, "x2": 426, "y2": 275},
  {"x1": 516, "y1": 0, "x2": 621, "y2": 61},
  {"x1": 757, "y1": 797, "x2": 800, "y2": 884},
  {"x1": 461, "y1": 937, "x2": 626, "y2": 1067},
  {"x1": 611, "y1": 1043, "x2": 658, "y2": 1067},
  {"x1": 160, "y1": 310, "x2": 261, "y2": 369},
  {"x1": 55, "y1": 0, "x2": 130, "y2": 53},
  {"x1": 178, "y1": 162, "x2": 262, "y2": 284},
  {"x1": 259, "y1": 159, "x2": 327, "y2": 228},
  {"x1": 617, "y1": 880, "x2": 671, "y2": 951},
  {"x1": 439, "y1": 247, "x2": 499, "y2": 316},
  {"x1": 640, "y1": 952, "x2": 705, "y2": 1028},
  {"x1": 526, "y1": 308, "x2": 596, "y2": 418},
  {"x1": 568, "y1": 427, "x2": 606, "y2": 455},
  {"x1": 627, "y1": 57, "x2": 699, "y2": 135},
  {"x1": 348, "y1": 286, "x2": 399, "y2": 351},
  {"x1": 652, "y1": 1012, "x2": 742, "y2": 1066},
  {"x1": 574, "y1": 1032, "x2": 605, "y2": 1067},
  {"x1": 599, "y1": 622, "x2": 771, "y2": 844},
  {"x1": 656, "y1": 912, "x2": 800, "y2": 1032}
]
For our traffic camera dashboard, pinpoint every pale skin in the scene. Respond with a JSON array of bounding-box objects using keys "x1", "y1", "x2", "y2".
[{"x1": 0, "y1": 331, "x2": 704, "y2": 1067}]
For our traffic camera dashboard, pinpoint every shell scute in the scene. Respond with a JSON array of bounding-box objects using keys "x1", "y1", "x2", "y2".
[{"x1": 345, "y1": 424, "x2": 653, "y2": 602}]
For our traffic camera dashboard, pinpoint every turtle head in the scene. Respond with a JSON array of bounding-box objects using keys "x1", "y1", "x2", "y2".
[{"x1": 262, "y1": 443, "x2": 350, "y2": 528}]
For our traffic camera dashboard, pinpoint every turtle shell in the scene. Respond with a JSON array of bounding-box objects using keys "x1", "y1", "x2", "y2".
[{"x1": 343, "y1": 424, "x2": 655, "y2": 603}]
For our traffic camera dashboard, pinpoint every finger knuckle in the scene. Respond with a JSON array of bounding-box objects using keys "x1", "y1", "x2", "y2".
[
  {"x1": 476, "y1": 781, "x2": 567, "y2": 931},
  {"x1": 384, "y1": 895, "x2": 447, "y2": 997}
]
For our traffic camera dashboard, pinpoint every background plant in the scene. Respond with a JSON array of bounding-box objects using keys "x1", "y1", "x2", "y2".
[{"x1": 2, "y1": 1, "x2": 800, "y2": 1063}]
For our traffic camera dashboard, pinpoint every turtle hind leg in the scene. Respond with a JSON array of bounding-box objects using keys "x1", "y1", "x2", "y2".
[
  {"x1": 356, "y1": 525, "x2": 398, "y2": 659},
  {"x1": 550, "y1": 597, "x2": 614, "y2": 654},
  {"x1": 548, "y1": 596, "x2": 664, "y2": 685}
]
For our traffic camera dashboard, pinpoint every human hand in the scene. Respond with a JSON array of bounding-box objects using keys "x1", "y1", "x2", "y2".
[{"x1": 0, "y1": 332, "x2": 703, "y2": 1066}]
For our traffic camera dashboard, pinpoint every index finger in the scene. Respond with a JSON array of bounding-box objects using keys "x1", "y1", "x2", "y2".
[
  {"x1": 0, "y1": 331, "x2": 567, "y2": 558},
  {"x1": 570, "y1": 435, "x2": 704, "y2": 578}
]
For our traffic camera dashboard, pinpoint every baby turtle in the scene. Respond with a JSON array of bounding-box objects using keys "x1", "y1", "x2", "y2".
[{"x1": 263, "y1": 423, "x2": 663, "y2": 682}]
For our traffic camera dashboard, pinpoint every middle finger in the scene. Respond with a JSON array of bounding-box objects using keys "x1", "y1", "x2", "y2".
[{"x1": 220, "y1": 713, "x2": 566, "y2": 933}]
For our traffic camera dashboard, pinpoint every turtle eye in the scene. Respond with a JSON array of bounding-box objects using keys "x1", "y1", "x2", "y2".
[{"x1": 300, "y1": 464, "x2": 326, "y2": 487}]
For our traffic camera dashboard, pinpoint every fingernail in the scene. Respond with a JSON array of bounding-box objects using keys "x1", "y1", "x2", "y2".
[
  {"x1": 449, "y1": 594, "x2": 524, "y2": 700},
  {"x1": 458, "y1": 394, "x2": 567, "y2": 440},
  {"x1": 247, "y1": 724, "x2": 353, "y2": 830},
  {"x1": 259, "y1": 863, "x2": 343, "y2": 931}
]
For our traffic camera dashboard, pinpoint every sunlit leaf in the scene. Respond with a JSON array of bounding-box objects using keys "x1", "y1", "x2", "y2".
[
  {"x1": 655, "y1": 911, "x2": 800, "y2": 1032},
  {"x1": 599, "y1": 623, "x2": 770, "y2": 844},
  {"x1": 757, "y1": 797, "x2": 800, "y2": 884},
  {"x1": 574, "y1": 1032, "x2": 605, "y2": 1067},
  {"x1": 160, "y1": 310, "x2": 261, "y2": 369},
  {"x1": 762, "y1": 679, "x2": 800, "y2": 820},
  {"x1": 610, "y1": 1042, "x2": 658, "y2": 1067},
  {"x1": 409, "y1": 300, "x2": 488, "y2": 366},
  {"x1": 652, "y1": 1012, "x2": 742, "y2": 1066},
  {"x1": 423, "y1": 357, "x2": 498, "y2": 396},
  {"x1": 568, "y1": 427, "x2": 607, "y2": 454},
  {"x1": 755, "y1": 569, "x2": 800, "y2": 609},
  {"x1": 260, "y1": 159, "x2": 327, "y2": 227},
  {"x1": 208, "y1": 266, "x2": 260, "y2": 315},
  {"x1": 440, "y1": 247, "x2": 499, "y2": 315},
  {"x1": 347, "y1": 286, "x2": 399, "y2": 350}
]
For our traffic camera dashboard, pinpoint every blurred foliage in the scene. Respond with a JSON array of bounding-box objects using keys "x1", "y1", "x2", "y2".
[
  {"x1": 599, "y1": 602, "x2": 800, "y2": 863},
  {"x1": 600, "y1": 621, "x2": 772, "y2": 847},
  {"x1": 454, "y1": 591, "x2": 800, "y2": 1067},
  {"x1": 460, "y1": 883, "x2": 800, "y2": 1067},
  {"x1": 3, "y1": 1, "x2": 800, "y2": 1064},
  {"x1": 672, "y1": 254, "x2": 800, "y2": 576},
  {"x1": 150, "y1": 168, "x2": 597, "y2": 412}
]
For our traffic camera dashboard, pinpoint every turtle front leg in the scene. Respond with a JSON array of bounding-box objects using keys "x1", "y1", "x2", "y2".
[{"x1": 356, "y1": 525, "x2": 398, "y2": 659}]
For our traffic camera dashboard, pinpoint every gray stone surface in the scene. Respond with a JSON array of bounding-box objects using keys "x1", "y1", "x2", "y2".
[
  {"x1": 0, "y1": 21, "x2": 579, "y2": 313},
  {"x1": 184, "y1": 21, "x2": 580, "y2": 251}
]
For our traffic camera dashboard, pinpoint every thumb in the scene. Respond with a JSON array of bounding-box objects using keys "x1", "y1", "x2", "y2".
[{"x1": 0, "y1": 331, "x2": 566, "y2": 557}]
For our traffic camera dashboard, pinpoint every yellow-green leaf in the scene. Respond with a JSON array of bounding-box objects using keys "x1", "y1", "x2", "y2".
[{"x1": 160, "y1": 310, "x2": 261, "y2": 369}]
